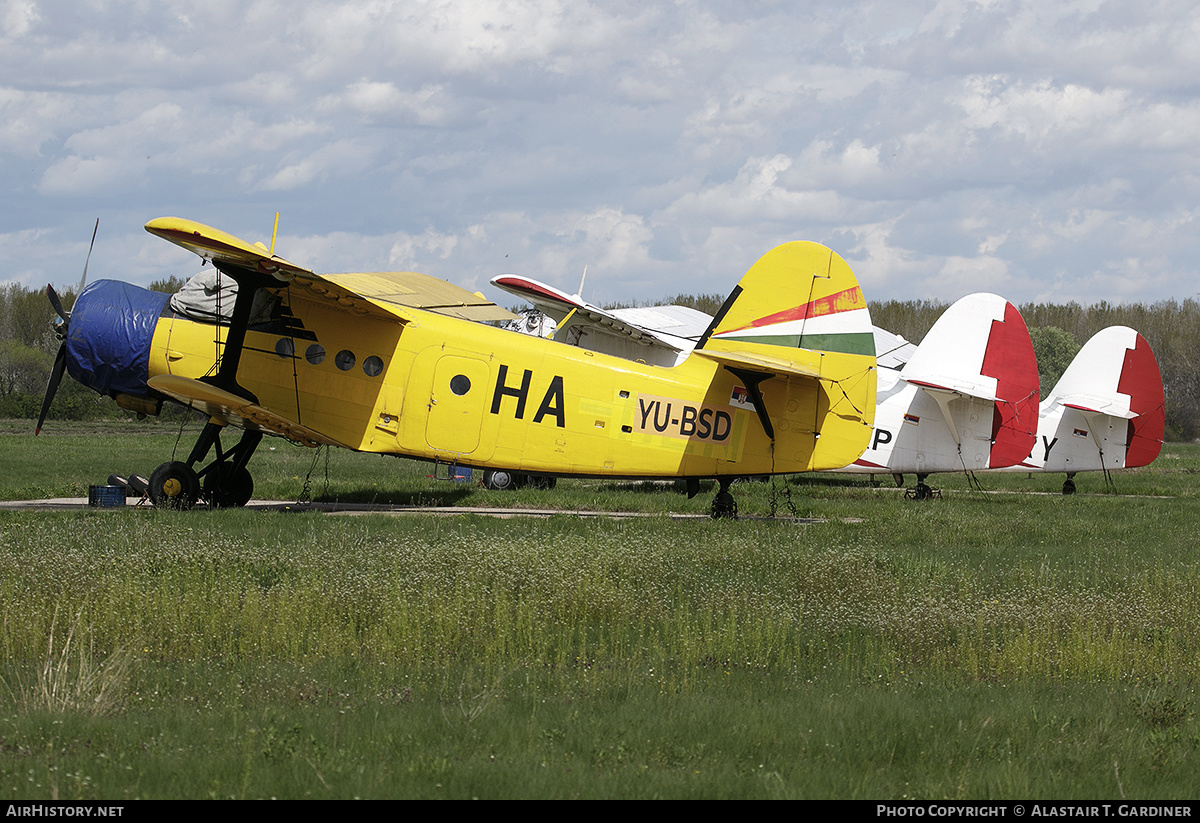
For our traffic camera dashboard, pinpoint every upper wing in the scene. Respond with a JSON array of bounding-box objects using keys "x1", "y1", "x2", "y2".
[
  {"x1": 318, "y1": 272, "x2": 514, "y2": 322},
  {"x1": 147, "y1": 217, "x2": 514, "y2": 324},
  {"x1": 490, "y1": 274, "x2": 583, "y2": 323},
  {"x1": 145, "y1": 216, "x2": 313, "y2": 280}
]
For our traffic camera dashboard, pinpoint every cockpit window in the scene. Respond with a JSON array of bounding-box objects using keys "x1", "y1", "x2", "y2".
[{"x1": 168, "y1": 270, "x2": 278, "y2": 326}]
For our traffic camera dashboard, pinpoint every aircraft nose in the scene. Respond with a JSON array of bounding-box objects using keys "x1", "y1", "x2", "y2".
[{"x1": 65, "y1": 280, "x2": 171, "y2": 397}]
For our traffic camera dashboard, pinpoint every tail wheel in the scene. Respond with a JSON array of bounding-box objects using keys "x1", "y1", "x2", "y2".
[
  {"x1": 710, "y1": 490, "x2": 738, "y2": 519},
  {"x1": 149, "y1": 461, "x2": 200, "y2": 510}
]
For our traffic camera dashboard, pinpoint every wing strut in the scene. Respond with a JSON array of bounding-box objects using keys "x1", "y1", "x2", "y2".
[{"x1": 205, "y1": 264, "x2": 277, "y2": 402}]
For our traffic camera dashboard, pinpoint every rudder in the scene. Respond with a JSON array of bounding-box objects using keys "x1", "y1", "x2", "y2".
[{"x1": 700, "y1": 242, "x2": 874, "y2": 356}]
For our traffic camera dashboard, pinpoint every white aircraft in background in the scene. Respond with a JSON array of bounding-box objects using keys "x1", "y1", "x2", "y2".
[
  {"x1": 491, "y1": 274, "x2": 711, "y2": 367},
  {"x1": 997, "y1": 326, "x2": 1165, "y2": 494},
  {"x1": 834, "y1": 293, "x2": 1040, "y2": 499}
]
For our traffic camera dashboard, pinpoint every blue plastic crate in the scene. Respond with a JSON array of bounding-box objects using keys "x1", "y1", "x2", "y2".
[{"x1": 88, "y1": 485, "x2": 126, "y2": 507}]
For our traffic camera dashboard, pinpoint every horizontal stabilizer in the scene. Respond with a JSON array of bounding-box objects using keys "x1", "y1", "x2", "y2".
[
  {"x1": 1060, "y1": 399, "x2": 1138, "y2": 420},
  {"x1": 692, "y1": 347, "x2": 823, "y2": 380}
]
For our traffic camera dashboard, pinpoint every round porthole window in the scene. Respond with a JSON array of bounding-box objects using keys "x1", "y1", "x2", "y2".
[
  {"x1": 449, "y1": 374, "x2": 471, "y2": 395},
  {"x1": 305, "y1": 343, "x2": 326, "y2": 365},
  {"x1": 275, "y1": 338, "x2": 295, "y2": 358},
  {"x1": 335, "y1": 350, "x2": 355, "y2": 371},
  {"x1": 363, "y1": 355, "x2": 384, "y2": 377}
]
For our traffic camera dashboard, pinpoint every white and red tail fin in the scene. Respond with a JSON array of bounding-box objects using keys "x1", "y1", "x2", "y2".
[
  {"x1": 900, "y1": 293, "x2": 1039, "y2": 468},
  {"x1": 1045, "y1": 326, "x2": 1165, "y2": 469},
  {"x1": 841, "y1": 293, "x2": 1037, "y2": 475}
]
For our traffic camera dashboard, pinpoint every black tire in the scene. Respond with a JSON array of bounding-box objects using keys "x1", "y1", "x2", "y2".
[
  {"x1": 148, "y1": 461, "x2": 200, "y2": 510},
  {"x1": 204, "y1": 464, "x2": 254, "y2": 508},
  {"x1": 1062, "y1": 478, "x2": 1076, "y2": 495},
  {"x1": 483, "y1": 469, "x2": 518, "y2": 491},
  {"x1": 107, "y1": 474, "x2": 134, "y2": 497}
]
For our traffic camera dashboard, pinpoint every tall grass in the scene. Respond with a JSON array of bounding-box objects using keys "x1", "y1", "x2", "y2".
[
  {"x1": 3, "y1": 502, "x2": 1198, "y2": 689},
  {"x1": 2, "y1": 431, "x2": 1199, "y2": 797},
  {"x1": 2, "y1": 607, "x2": 134, "y2": 715}
]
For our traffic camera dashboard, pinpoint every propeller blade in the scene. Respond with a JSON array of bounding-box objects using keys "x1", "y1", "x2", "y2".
[
  {"x1": 46, "y1": 284, "x2": 69, "y2": 324},
  {"x1": 35, "y1": 344, "x2": 67, "y2": 436},
  {"x1": 78, "y1": 217, "x2": 98, "y2": 294}
]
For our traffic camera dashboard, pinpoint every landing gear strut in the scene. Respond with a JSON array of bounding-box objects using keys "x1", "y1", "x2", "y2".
[{"x1": 148, "y1": 421, "x2": 262, "y2": 509}]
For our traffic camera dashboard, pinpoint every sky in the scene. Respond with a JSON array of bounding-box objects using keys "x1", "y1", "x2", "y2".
[{"x1": 3, "y1": 0, "x2": 1200, "y2": 311}]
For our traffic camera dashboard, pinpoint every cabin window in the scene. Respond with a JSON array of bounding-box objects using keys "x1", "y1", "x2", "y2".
[
  {"x1": 275, "y1": 338, "x2": 295, "y2": 358},
  {"x1": 305, "y1": 344, "x2": 326, "y2": 365},
  {"x1": 335, "y1": 350, "x2": 356, "y2": 371},
  {"x1": 363, "y1": 356, "x2": 384, "y2": 377},
  {"x1": 449, "y1": 374, "x2": 471, "y2": 395}
]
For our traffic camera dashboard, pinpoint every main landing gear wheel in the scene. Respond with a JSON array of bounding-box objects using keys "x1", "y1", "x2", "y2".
[
  {"x1": 203, "y1": 464, "x2": 254, "y2": 508},
  {"x1": 483, "y1": 469, "x2": 517, "y2": 490},
  {"x1": 148, "y1": 461, "x2": 200, "y2": 510}
]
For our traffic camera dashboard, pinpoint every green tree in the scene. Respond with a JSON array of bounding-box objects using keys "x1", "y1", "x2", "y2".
[
  {"x1": 1028, "y1": 326, "x2": 1080, "y2": 399},
  {"x1": 868, "y1": 299, "x2": 949, "y2": 346},
  {"x1": 148, "y1": 275, "x2": 186, "y2": 293},
  {"x1": 0, "y1": 339, "x2": 52, "y2": 396}
]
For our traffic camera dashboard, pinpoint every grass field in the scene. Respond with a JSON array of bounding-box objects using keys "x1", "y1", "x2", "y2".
[{"x1": 1, "y1": 419, "x2": 1198, "y2": 798}]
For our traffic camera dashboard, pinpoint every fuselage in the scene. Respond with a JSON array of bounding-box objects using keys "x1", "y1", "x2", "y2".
[{"x1": 76, "y1": 278, "x2": 874, "y2": 478}]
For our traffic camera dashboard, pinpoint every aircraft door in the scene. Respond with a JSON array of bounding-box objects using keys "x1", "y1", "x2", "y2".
[{"x1": 425, "y1": 355, "x2": 491, "y2": 455}]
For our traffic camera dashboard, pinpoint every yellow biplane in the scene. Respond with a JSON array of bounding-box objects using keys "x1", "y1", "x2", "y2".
[{"x1": 40, "y1": 217, "x2": 878, "y2": 516}]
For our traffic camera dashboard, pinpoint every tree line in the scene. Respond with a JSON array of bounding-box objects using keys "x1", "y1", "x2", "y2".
[
  {"x1": 0, "y1": 278, "x2": 181, "y2": 423},
  {"x1": 3, "y1": 282, "x2": 1198, "y2": 440}
]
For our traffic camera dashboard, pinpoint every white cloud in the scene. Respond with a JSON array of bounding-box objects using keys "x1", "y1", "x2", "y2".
[
  {"x1": 1, "y1": 0, "x2": 38, "y2": 38},
  {"x1": 4, "y1": 0, "x2": 1200, "y2": 309}
]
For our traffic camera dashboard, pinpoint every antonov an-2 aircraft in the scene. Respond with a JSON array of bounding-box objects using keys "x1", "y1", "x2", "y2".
[
  {"x1": 38, "y1": 217, "x2": 878, "y2": 516},
  {"x1": 994, "y1": 325, "x2": 1165, "y2": 493}
]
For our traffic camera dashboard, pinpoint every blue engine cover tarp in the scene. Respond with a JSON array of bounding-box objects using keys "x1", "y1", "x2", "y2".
[{"x1": 66, "y1": 280, "x2": 170, "y2": 397}]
